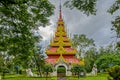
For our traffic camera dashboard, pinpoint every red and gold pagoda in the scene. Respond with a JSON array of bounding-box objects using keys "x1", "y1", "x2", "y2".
[{"x1": 45, "y1": 5, "x2": 84, "y2": 66}]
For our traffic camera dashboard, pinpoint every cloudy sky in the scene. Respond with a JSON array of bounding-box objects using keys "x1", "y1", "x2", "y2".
[{"x1": 39, "y1": 0, "x2": 119, "y2": 48}]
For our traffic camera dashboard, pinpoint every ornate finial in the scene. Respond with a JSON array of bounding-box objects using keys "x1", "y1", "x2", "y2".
[
  {"x1": 60, "y1": 0, "x2": 61, "y2": 9},
  {"x1": 60, "y1": 0, "x2": 61, "y2": 11},
  {"x1": 59, "y1": 0, "x2": 62, "y2": 20}
]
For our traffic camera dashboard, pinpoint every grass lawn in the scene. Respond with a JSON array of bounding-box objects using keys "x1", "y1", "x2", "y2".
[
  {"x1": 1, "y1": 73, "x2": 108, "y2": 80},
  {"x1": 68, "y1": 73, "x2": 108, "y2": 80}
]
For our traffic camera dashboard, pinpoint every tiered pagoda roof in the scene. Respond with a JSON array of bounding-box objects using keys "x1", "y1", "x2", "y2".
[{"x1": 45, "y1": 4, "x2": 84, "y2": 65}]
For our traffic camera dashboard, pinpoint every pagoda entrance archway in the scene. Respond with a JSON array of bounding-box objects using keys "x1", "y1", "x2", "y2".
[{"x1": 57, "y1": 66, "x2": 66, "y2": 78}]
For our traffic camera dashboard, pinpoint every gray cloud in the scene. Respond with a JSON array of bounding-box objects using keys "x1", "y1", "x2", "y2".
[{"x1": 40, "y1": 0, "x2": 119, "y2": 48}]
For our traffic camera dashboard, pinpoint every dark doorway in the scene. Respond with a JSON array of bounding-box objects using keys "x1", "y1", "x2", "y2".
[{"x1": 57, "y1": 66, "x2": 66, "y2": 78}]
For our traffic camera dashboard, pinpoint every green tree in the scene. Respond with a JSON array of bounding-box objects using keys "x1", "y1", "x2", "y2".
[
  {"x1": 43, "y1": 65, "x2": 53, "y2": 80},
  {"x1": 108, "y1": 0, "x2": 120, "y2": 37},
  {"x1": 107, "y1": 65, "x2": 120, "y2": 80},
  {"x1": 0, "y1": 0, "x2": 54, "y2": 78},
  {"x1": 95, "y1": 54, "x2": 120, "y2": 71},
  {"x1": 108, "y1": 0, "x2": 120, "y2": 49},
  {"x1": 0, "y1": 52, "x2": 10, "y2": 79},
  {"x1": 116, "y1": 41, "x2": 120, "y2": 50},
  {"x1": 0, "y1": 0, "x2": 54, "y2": 68},
  {"x1": 0, "y1": 53, "x2": 4, "y2": 69},
  {"x1": 98, "y1": 45, "x2": 115, "y2": 57},
  {"x1": 33, "y1": 46, "x2": 45, "y2": 77},
  {"x1": 72, "y1": 34, "x2": 95, "y2": 57},
  {"x1": 84, "y1": 47, "x2": 98, "y2": 72},
  {"x1": 93, "y1": 44, "x2": 120, "y2": 72},
  {"x1": 71, "y1": 65, "x2": 85, "y2": 78},
  {"x1": 64, "y1": 0, "x2": 97, "y2": 16},
  {"x1": 64, "y1": 0, "x2": 120, "y2": 48}
]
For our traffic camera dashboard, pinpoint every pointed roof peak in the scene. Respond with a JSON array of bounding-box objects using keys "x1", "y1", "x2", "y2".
[
  {"x1": 59, "y1": 0, "x2": 63, "y2": 21},
  {"x1": 60, "y1": 0, "x2": 61, "y2": 9}
]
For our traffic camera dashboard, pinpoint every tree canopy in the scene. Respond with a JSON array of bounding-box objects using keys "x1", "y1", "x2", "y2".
[
  {"x1": 64, "y1": 0, "x2": 97, "y2": 16},
  {"x1": 0, "y1": 0, "x2": 54, "y2": 67},
  {"x1": 95, "y1": 54, "x2": 120, "y2": 70},
  {"x1": 72, "y1": 34, "x2": 95, "y2": 57},
  {"x1": 108, "y1": 0, "x2": 120, "y2": 38}
]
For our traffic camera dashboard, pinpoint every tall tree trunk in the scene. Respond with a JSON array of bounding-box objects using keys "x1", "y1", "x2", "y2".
[
  {"x1": 34, "y1": 54, "x2": 42, "y2": 77},
  {"x1": 78, "y1": 72, "x2": 80, "y2": 79},
  {"x1": 46, "y1": 72, "x2": 48, "y2": 80},
  {"x1": 2, "y1": 64, "x2": 5, "y2": 79},
  {"x1": 2, "y1": 72, "x2": 5, "y2": 79}
]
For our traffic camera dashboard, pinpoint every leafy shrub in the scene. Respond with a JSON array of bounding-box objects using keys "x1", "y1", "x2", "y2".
[
  {"x1": 0, "y1": 67, "x2": 9, "y2": 73},
  {"x1": 43, "y1": 65, "x2": 53, "y2": 74},
  {"x1": 71, "y1": 64, "x2": 86, "y2": 78},
  {"x1": 95, "y1": 54, "x2": 120, "y2": 71},
  {"x1": 57, "y1": 67, "x2": 66, "y2": 73},
  {"x1": 107, "y1": 65, "x2": 120, "y2": 80},
  {"x1": 71, "y1": 65, "x2": 85, "y2": 73}
]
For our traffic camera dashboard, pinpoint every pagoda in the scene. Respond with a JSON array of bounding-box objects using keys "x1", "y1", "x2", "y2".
[{"x1": 45, "y1": 4, "x2": 84, "y2": 76}]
